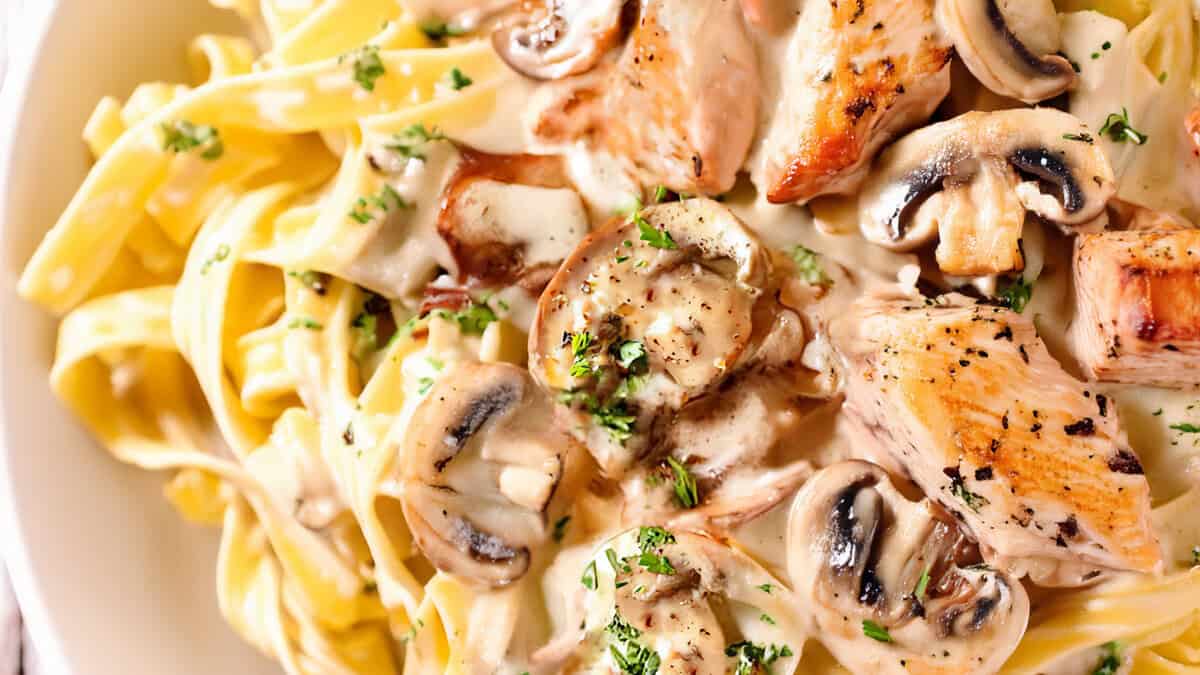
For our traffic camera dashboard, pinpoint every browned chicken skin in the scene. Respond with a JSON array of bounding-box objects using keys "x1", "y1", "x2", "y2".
[
  {"x1": 835, "y1": 293, "x2": 1161, "y2": 583},
  {"x1": 1071, "y1": 229, "x2": 1200, "y2": 388},
  {"x1": 759, "y1": 0, "x2": 953, "y2": 204},
  {"x1": 522, "y1": 0, "x2": 761, "y2": 196}
]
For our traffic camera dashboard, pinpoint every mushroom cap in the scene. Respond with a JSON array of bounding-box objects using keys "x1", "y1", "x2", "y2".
[
  {"x1": 787, "y1": 461, "x2": 1030, "y2": 675},
  {"x1": 437, "y1": 148, "x2": 590, "y2": 293},
  {"x1": 399, "y1": 362, "x2": 568, "y2": 587},
  {"x1": 936, "y1": 0, "x2": 1077, "y2": 104},
  {"x1": 539, "y1": 527, "x2": 802, "y2": 673},
  {"x1": 528, "y1": 198, "x2": 774, "y2": 477},
  {"x1": 857, "y1": 108, "x2": 1116, "y2": 251},
  {"x1": 492, "y1": 0, "x2": 629, "y2": 81}
]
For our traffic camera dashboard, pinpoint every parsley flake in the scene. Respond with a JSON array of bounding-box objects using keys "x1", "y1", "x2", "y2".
[
  {"x1": 161, "y1": 120, "x2": 224, "y2": 160},
  {"x1": 634, "y1": 211, "x2": 677, "y2": 250},
  {"x1": 349, "y1": 45, "x2": 385, "y2": 92},
  {"x1": 447, "y1": 67, "x2": 473, "y2": 91},
  {"x1": 419, "y1": 19, "x2": 467, "y2": 42},
  {"x1": 386, "y1": 123, "x2": 448, "y2": 161},
  {"x1": 666, "y1": 456, "x2": 699, "y2": 509},
  {"x1": 1092, "y1": 641, "x2": 1121, "y2": 675},
  {"x1": 998, "y1": 277, "x2": 1034, "y2": 313},
  {"x1": 349, "y1": 184, "x2": 410, "y2": 224},
  {"x1": 862, "y1": 620, "x2": 893, "y2": 643},
  {"x1": 288, "y1": 317, "x2": 323, "y2": 331},
  {"x1": 725, "y1": 641, "x2": 794, "y2": 675},
  {"x1": 791, "y1": 245, "x2": 832, "y2": 286},
  {"x1": 552, "y1": 515, "x2": 570, "y2": 543},
  {"x1": 581, "y1": 560, "x2": 598, "y2": 590},
  {"x1": 1171, "y1": 423, "x2": 1200, "y2": 433},
  {"x1": 1099, "y1": 108, "x2": 1148, "y2": 145}
]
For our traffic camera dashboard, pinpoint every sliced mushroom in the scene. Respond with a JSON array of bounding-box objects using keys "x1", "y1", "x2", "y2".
[
  {"x1": 857, "y1": 109, "x2": 1115, "y2": 276},
  {"x1": 935, "y1": 0, "x2": 1076, "y2": 103},
  {"x1": 397, "y1": 362, "x2": 569, "y2": 587},
  {"x1": 438, "y1": 148, "x2": 590, "y2": 293},
  {"x1": 536, "y1": 527, "x2": 802, "y2": 674},
  {"x1": 528, "y1": 198, "x2": 776, "y2": 478},
  {"x1": 788, "y1": 461, "x2": 1030, "y2": 675},
  {"x1": 492, "y1": 0, "x2": 629, "y2": 80},
  {"x1": 624, "y1": 369, "x2": 826, "y2": 530}
]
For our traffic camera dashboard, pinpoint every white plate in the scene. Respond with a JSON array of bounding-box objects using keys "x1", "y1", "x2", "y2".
[{"x1": 0, "y1": 1, "x2": 279, "y2": 673}]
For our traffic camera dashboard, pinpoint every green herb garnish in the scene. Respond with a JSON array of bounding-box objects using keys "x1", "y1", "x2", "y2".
[
  {"x1": 666, "y1": 456, "x2": 698, "y2": 509},
  {"x1": 161, "y1": 120, "x2": 224, "y2": 160},
  {"x1": 349, "y1": 45, "x2": 385, "y2": 92},
  {"x1": 447, "y1": 67, "x2": 473, "y2": 90},
  {"x1": 1099, "y1": 108, "x2": 1148, "y2": 145},
  {"x1": 349, "y1": 184, "x2": 409, "y2": 224},
  {"x1": 200, "y1": 244, "x2": 231, "y2": 274},
  {"x1": 552, "y1": 515, "x2": 570, "y2": 543},
  {"x1": 288, "y1": 317, "x2": 323, "y2": 331},
  {"x1": 791, "y1": 245, "x2": 831, "y2": 286},
  {"x1": 606, "y1": 611, "x2": 661, "y2": 675},
  {"x1": 725, "y1": 641, "x2": 794, "y2": 675},
  {"x1": 1092, "y1": 641, "x2": 1122, "y2": 675},
  {"x1": 634, "y1": 211, "x2": 677, "y2": 250},
  {"x1": 581, "y1": 560, "x2": 598, "y2": 590},
  {"x1": 998, "y1": 277, "x2": 1034, "y2": 314},
  {"x1": 1171, "y1": 423, "x2": 1200, "y2": 433},
  {"x1": 386, "y1": 123, "x2": 448, "y2": 161},
  {"x1": 419, "y1": 19, "x2": 467, "y2": 42},
  {"x1": 862, "y1": 620, "x2": 893, "y2": 643}
]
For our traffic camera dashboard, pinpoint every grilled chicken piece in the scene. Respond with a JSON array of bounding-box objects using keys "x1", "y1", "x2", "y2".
[
  {"x1": 527, "y1": 0, "x2": 760, "y2": 196},
  {"x1": 835, "y1": 293, "x2": 1161, "y2": 583},
  {"x1": 438, "y1": 149, "x2": 589, "y2": 292},
  {"x1": 1070, "y1": 230, "x2": 1200, "y2": 388},
  {"x1": 757, "y1": 0, "x2": 952, "y2": 204}
]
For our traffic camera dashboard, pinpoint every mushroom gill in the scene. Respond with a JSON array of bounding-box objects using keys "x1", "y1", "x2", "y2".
[
  {"x1": 935, "y1": 0, "x2": 1077, "y2": 103},
  {"x1": 787, "y1": 461, "x2": 1030, "y2": 675},
  {"x1": 394, "y1": 362, "x2": 570, "y2": 587},
  {"x1": 856, "y1": 108, "x2": 1115, "y2": 276}
]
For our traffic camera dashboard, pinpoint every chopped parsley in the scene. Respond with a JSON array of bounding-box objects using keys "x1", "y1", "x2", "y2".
[
  {"x1": 615, "y1": 339, "x2": 647, "y2": 371},
  {"x1": 1063, "y1": 132, "x2": 1095, "y2": 144},
  {"x1": 386, "y1": 123, "x2": 447, "y2": 161},
  {"x1": 634, "y1": 211, "x2": 677, "y2": 250},
  {"x1": 569, "y1": 331, "x2": 597, "y2": 378},
  {"x1": 419, "y1": 18, "x2": 467, "y2": 42},
  {"x1": 606, "y1": 548, "x2": 632, "y2": 575},
  {"x1": 606, "y1": 611, "x2": 661, "y2": 675},
  {"x1": 1092, "y1": 641, "x2": 1122, "y2": 675},
  {"x1": 200, "y1": 244, "x2": 231, "y2": 274},
  {"x1": 1192, "y1": 545, "x2": 1199, "y2": 566},
  {"x1": 446, "y1": 67, "x2": 473, "y2": 91},
  {"x1": 432, "y1": 300, "x2": 498, "y2": 336},
  {"x1": 347, "y1": 45, "x2": 385, "y2": 92},
  {"x1": 593, "y1": 402, "x2": 637, "y2": 443},
  {"x1": 1170, "y1": 423, "x2": 1200, "y2": 433},
  {"x1": 1099, "y1": 108, "x2": 1148, "y2": 145},
  {"x1": 287, "y1": 269, "x2": 328, "y2": 295},
  {"x1": 950, "y1": 480, "x2": 990, "y2": 513},
  {"x1": 1159, "y1": 72, "x2": 1169, "y2": 83},
  {"x1": 350, "y1": 291, "x2": 391, "y2": 358},
  {"x1": 791, "y1": 245, "x2": 832, "y2": 286},
  {"x1": 581, "y1": 560, "x2": 598, "y2": 590},
  {"x1": 417, "y1": 377, "x2": 435, "y2": 395},
  {"x1": 161, "y1": 120, "x2": 224, "y2": 160},
  {"x1": 998, "y1": 277, "x2": 1034, "y2": 313},
  {"x1": 288, "y1": 317, "x2": 323, "y2": 331},
  {"x1": 635, "y1": 526, "x2": 676, "y2": 576},
  {"x1": 913, "y1": 564, "x2": 932, "y2": 602},
  {"x1": 666, "y1": 456, "x2": 699, "y2": 509},
  {"x1": 757, "y1": 583, "x2": 774, "y2": 594},
  {"x1": 653, "y1": 185, "x2": 669, "y2": 203},
  {"x1": 349, "y1": 184, "x2": 409, "y2": 224},
  {"x1": 725, "y1": 641, "x2": 794, "y2": 675},
  {"x1": 862, "y1": 620, "x2": 893, "y2": 643},
  {"x1": 552, "y1": 515, "x2": 570, "y2": 543},
  {"x1": 760, "y1": 613, "x2": 776, "y2": 625}
]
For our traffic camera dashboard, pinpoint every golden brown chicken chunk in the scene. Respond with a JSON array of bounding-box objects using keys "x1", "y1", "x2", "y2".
[
  {"x1": 757, "y1": 0, "x2": 953, "y2": 204},
  {"x1": 524, "y1": 0, "x2": 761, "y2": 196},
  {"x1": 1071, "y1": 230, "x2": 1200, "y2": 388},
  {"x1": 836, "y1": 294, "x2": 1161, "y2": 584}
]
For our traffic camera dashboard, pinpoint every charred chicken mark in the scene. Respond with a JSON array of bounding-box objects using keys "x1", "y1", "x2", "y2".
[
  {"x1": 492, "y1": 0, "x2": 629, "y2": 80},
  {"x1": 397, "y1": 363, "x2": 568, "y2": 587},
  {"x1": 856, "y1": 109, "x2": 1115, "y2": 276},
  {"x1": 787, "y1": 461, "x2": 1030, "y2": 675},
  {"x1": 835, "y1": 294, "x2": 1162, "y2": 579},
  {"x1": 760, "y1": 0, "x2": 953, "y2": 204},
  {"x1": 935, "y1": 0, "x2": 1076, "y2": 103},
  {"x1": 1070, "y1": 230, "x2": 1200, "y2": 388}
]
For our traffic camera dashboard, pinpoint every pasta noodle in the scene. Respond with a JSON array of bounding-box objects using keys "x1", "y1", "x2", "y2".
[{"x1": 15, "y1": 0, "x2": 1200, "y2": 673}]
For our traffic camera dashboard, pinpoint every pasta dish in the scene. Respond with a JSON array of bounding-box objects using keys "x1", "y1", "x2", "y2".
[{"x1": 15, "y1": 0, "x2": 1200, "y2": 672}]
